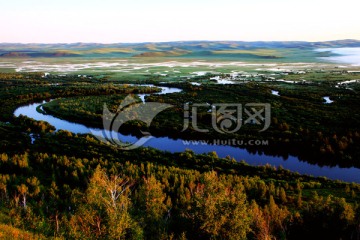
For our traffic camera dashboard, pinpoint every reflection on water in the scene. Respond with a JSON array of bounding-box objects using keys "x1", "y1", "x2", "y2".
[
  {"x1": 323, "y1": 96, "x2": 333, "y2": 104},
  {"x1": 217, "y1": 79, "x2": 235, "y2": 84},
  {"x1": 136, "y1": 84, "x2": 182, "y2": 103},
  {"x1": 271, "y1": 90, "x2": 280, "y2": 96}
]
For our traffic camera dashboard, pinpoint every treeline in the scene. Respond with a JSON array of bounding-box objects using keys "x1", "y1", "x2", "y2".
[
  {"x1": 0, "y1": 76, "x2": 159, "y2": 121},
  {"x1": 12, "y1": 115, "x2": 55, "y2": 134},
  {"x1": 0, "y1": 72, "x2": 45, "y2": 81}
]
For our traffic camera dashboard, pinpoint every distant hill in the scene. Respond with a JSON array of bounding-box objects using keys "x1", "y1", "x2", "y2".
[
  {"x1": 0, "y1": 51, "x2": 80, "y2": 58},
  {"x1": 1, "y1": 40, "x2": 360, "y2": 60}
]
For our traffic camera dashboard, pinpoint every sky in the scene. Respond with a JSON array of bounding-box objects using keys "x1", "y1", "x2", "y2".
[{"x1": 1, "y1": 0, "x2": 360, "y2": 43}]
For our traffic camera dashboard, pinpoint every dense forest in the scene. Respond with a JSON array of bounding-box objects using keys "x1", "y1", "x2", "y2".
[
  {"x1": 40, "y1": 78, "x2": 360, "y2": 168},
  {"x1": 1, "y1": 72, "x2": 360, "y2": 239}
]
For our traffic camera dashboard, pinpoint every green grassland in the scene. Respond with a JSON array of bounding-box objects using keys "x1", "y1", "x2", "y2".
[
  {"x1": 2, "y1": 40, "x2": 360, "y2": 84},
  {"x1": 2, "y1": 39, "x2": 359, "y2": 84}
]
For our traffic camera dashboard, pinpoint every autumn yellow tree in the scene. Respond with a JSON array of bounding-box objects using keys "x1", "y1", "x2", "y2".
[
  {"x1": 135, "y1": 175, "x2": 171, "y2": 238},
  {"x1": 192, "y1": 171, "x2": 251, "y2": 239},
  {"x1": 69, "y1": 166, "x2": 135, "y2": 239}
]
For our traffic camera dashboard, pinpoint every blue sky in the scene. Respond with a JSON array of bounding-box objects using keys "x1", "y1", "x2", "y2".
[{"x1": 1, "y1": 0, "x2": 360, "y2": 43}]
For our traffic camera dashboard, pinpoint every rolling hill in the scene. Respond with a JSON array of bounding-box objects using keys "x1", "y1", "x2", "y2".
[{"x1": 0, "y1": 40, "x2": 360, "y2": 61}]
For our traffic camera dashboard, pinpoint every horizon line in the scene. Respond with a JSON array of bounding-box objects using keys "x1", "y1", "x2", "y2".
[{"x1": 1, "y1": 39, "x2": 360, "y2": 45}]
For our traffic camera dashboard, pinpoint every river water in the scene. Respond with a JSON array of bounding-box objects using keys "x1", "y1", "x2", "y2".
[{"x1": 13, "y1": 86, "x2": 360, "y2": 183}]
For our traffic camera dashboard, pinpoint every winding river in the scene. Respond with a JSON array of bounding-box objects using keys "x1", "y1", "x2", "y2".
[{"x1": 14, "y1": 86, "x2": 360, "y2": 183}]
